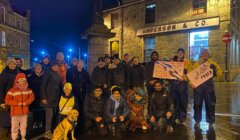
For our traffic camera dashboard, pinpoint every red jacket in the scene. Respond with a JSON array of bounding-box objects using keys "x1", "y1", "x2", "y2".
[{"x1": 5, "y1": 73, "x2": 34, "y2": 116}]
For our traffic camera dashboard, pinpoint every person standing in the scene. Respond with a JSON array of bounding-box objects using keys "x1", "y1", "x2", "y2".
[
  {"x1": 169, "y1": 48, "x2": 192, "y2": 125},
  {"x1": 0, "y1": 58, "x2": 19, "y2": 133},
  {"x1": 191, "y1": 49, "x2": 222, "y2": 129},
  {"x1": 56, "y1": 52, "x2": 68, "y2": 84},
  {"x1": 129, "y1": 57, "x2": 145, "y2": 89},
  {"x1": 40, "y1": 55, "x2": 51, "y2": 72},
  {"x1": 66, "y1": 57, "x2": 78, "y2": 83},
  {"x1": 41, "y1": 61, "x2": 62, "y2": 139}
]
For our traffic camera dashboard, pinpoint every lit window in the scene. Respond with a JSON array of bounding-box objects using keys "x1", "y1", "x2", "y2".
[
  {"x1": 144, "y1": 37, "x2": 156, "y2": 62},
  {"x1": 2, "y1": 31, "x2": 5, "y2": 47},
  {"x1": 111, "y1": 13, "x2": 119, "y2": 29},
  {"x1": 145, "y1": 3, "x2": 156, "y2": 24},
  {"x1": 192, "y1": 0, "x2": 207, "y2": 15},
  {"x1": 110, "y1": 41, "x2": 119, "y2": 54},
  {"x1": 190, "y1": 31, "x2": 209, "y2": 61}
]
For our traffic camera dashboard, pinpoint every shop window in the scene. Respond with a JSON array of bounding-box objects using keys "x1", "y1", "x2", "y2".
[
  {"x1": 110, "y1": 41, "x2": 119, "y2": 55},
  {"x1": 192, "y1": 0, "x2": 207, "y2": 15},
  {"x1": 144, "y1": 37, "x2": 155, "y2": 62},
  {"x1": 1, "y1": 31, "x2": 5, "y2": 47},
  {"x1": 145, "y1": 3, "x2": 156, "y2": 24},
  {"x1": 111, "y1": 13, "x2": 119, "y2": 29},
  {"x1": 190, "y1": 31, "x2": 209, "y2": 61}
]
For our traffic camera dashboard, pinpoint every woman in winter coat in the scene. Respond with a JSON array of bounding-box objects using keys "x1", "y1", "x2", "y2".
[
  {"x1": 0, "y1": 58, "x2": 19, "y2": 130},
  {"x1": 28, "y1": 63, "x2": 45, "y2": 128}
]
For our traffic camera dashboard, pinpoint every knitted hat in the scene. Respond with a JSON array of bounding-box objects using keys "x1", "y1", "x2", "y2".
[
  {"x1": 135, "y1": 88, "x2": 145, "y2": 97},
  {"x1": 177, "y1": 48, "x2": 185, "y2": 53}
]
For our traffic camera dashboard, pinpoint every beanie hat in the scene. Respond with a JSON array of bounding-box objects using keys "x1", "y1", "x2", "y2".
[
  {"x1": 98, "y1": 57, "x2": 104, "y2": 62},
  {"x1": 135, "y1": 88, "x2": 145, "y2": 97},
  {"x1": 177, "y1": 48, "x2": 185, "y2": 53},
  {"x1": 110, "y1": 85, "x2": 121, "y2": 94},
  {"x1": 63, "y1": 82, "x2": 72, "y2": 92}
]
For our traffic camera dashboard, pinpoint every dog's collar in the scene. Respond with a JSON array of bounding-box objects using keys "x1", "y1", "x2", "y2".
[{"x1": 67, "y1": 118, "x2": 78, "y2": 128}]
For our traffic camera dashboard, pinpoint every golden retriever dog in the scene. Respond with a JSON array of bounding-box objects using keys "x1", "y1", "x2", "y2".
[{"x1": 52, "y1": 109, "x2": 79, "y2": 140}]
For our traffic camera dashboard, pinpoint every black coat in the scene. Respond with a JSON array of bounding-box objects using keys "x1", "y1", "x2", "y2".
[
  {"x1": 0, "y1": 67, "x2": 19, "y2": 104},
  {"x1": 104, "y1": 96, "x2": 130, "y2": 123},
  {"x1": 144, "y1": 61, "x2": 155, "y2": 82},
  {"x1": 84, "y1": 93, "x2": 106, "y2": 121},
  {"x1": 91, "y1": 66, "x2": 108, "y2": 87},
  {"x1": 41, "y1": 70, "x2": 62, "y2": 108},
  {"x1": 66, "y1": 66, "x2": 76, "y2": 83},
  {"x1": 28, "y1": 73, "x2": 44, "y2": 109},
  {"x1": 129, "y1": 64, "x2": 145, "y2": 88},
  {"x1": 148, "y1": 88, "x2": 174, "y2": 117},
  {"x1": 108, "y1": 63, "x2": 130, "y2": 89}
]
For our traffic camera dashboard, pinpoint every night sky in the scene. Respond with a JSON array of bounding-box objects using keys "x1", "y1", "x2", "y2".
[{"x1": 9, "y1": 0, "x2": 118, "y2": 61}]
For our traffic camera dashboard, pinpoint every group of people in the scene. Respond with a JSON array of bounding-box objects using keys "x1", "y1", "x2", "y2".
[{"x1": 0, "y1": 48, "x2": 222, "y2": 140}]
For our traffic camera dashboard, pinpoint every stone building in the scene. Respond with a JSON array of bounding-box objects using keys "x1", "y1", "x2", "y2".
[
  {"x1": 102, "y1": 0, "x2": 240, "y2": 81},
  {"x1": 0, "y1": 0, "x2": 30, "y2": 69}
]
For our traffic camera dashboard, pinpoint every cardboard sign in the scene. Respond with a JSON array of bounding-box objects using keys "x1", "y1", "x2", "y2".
[
  {"x1": 153, "y1": 61, "x2": 184, "y2": 79},
  {"x1": 187, "y1": 62, "x2": 213, "y2": 88}
]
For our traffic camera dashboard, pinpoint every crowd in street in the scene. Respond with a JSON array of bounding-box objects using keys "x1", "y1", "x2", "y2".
[{"x1": 0, "y1": 48, "x2": 222, "y2": 140}]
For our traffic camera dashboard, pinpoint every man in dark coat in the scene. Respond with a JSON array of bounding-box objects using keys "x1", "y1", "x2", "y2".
[
  {"x1": 0, "y1": 58, "x2": 19, "y2": 133},
  {"x1": 108, "y1": 54, "x2": 130, "y2": 98},
  {"x1": 41, "y1": 61, "x2": 62, "y2": 139},
  {"x1": 129, "y1": 57, "x2": 145, "y2": 89},
  {"x1": 84, "y1": 85, "x2": 108, "y2": 135}
]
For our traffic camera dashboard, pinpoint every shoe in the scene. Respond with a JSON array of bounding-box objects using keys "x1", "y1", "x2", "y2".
[
  {"x1": 166, "y1": 125, "x2": 173, "y2": 134},
  {"x1": 44, "y1": 131, "x2": 53, "y2": 139},
  {"x1": 194, "y1": 123, "x2": 200, "y2": 129}
]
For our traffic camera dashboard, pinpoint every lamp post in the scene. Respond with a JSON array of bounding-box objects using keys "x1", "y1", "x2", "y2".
[{"x1": 222, "y1": 30, "x2": 232, "y2": 82}]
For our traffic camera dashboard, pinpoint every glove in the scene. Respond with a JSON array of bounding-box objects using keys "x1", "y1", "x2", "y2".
[{"x1": 210, "y1": 64, "x2": 217, "y2": 77}]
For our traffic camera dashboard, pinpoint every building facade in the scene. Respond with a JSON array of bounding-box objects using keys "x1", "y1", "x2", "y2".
[
  {"x1": 0, "y1": 0, "x2": 30, "y2": 69},
  {"x1": 103, "y1": 0, "x2": 240, "y2": 81}
]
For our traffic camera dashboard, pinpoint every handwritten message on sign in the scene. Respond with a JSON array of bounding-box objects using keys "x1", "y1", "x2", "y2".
[
  {"x1": 153, "y1": 61, "x2": 184, "y2": 79},
  {"x1": 187, "y1": 62, "x2": 213, "y2": 88}
]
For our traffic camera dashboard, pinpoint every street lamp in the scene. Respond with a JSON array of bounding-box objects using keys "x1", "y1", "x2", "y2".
[{"x1": 41, "y1": 51, "x2": 45, "y2": 55}]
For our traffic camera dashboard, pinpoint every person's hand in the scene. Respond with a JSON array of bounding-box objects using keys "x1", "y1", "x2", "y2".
[
  {"x1": 100, "y1": 124, "x2": 104, "y2": 128},
  {"x1": 0, "y1": 103, "x2": 6, "y2": 109},
  {"x1": 95, "y1": 117, "x2": 103, "y2": 123},
  {"x1": 119, "y1": 115, "x2": 124, "y2": 122},
  {"x1": 112, "y1": 117, "x2": 117, "y2": 123},
  {"x1": 22, "y1": 102, "x2": 27, "y2": 106},
  {"x1": 178, "y1": 76, "x2": 184, "y2": 81},
  {"x1": 166, "y1": 112, "x2": 172, "y2": 119},
  {"x1": 150, "y1": 116, "x2": 155, "y2": 122},
  {"x1": 42, "y1": 99, "x2": 47, "y2": 105}
]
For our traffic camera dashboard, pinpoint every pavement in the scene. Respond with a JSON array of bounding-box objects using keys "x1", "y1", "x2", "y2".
[{"x1": 1, "y1": 82, "x2": 240, "y2": 140}]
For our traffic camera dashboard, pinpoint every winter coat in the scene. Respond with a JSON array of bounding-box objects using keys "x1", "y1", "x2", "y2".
[
  {"x1": 41, "y1": 69, "x2": 62, "y2": 108},
  {"x1": 0, "y1": 67, "x2": 19, "y2": 104},
  {"x1": 5, "y1": 73, "x2": 35, "y2": 116},
  {"x1": 129, "y1": 64, "x2": 145, "y2": 88},
  {"x1": 104, "y1": 95, "x2": 130, "y2": 123},
  {"x1": 28, "y1": 72, "x2": 44, "y2": 110},
  {"x1": 144, "y1": 61, "x2": 156, "y2": 83},
  {"x1": 66, "y1": 66, "x2": 76, "y2": 83},
  {"x1": 108, "y1": 63, "x2": 130, "y2": 89},
  {"x1": 91, "y1": 66, "x2": 108, "y2": 87},
  {"x1": 57, "y1": 62, "x2": 68, "y2": 84},
  {"x1": 84, "y1": 93, "x2": 106, "y2": 121},
  {"x1": 148, "y1": 88, "x2": 174, "y2": 117},
  {"x1": 40, "y1": 62, "x2": 51, "y2": 72}
]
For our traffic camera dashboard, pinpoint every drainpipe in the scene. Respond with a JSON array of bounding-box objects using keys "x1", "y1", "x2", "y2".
[{"x1": 117, "y1": 0, "x2": 124, "y2": 59}]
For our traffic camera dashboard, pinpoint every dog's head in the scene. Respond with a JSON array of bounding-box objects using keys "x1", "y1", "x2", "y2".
[{"x1": 67, "y1": 109, "x2": 79, "y2": 122}]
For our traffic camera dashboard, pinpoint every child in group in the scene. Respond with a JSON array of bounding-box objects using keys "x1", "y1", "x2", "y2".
[
  {"x1": 58, "y1": 83, "x2": 79, "y2": 122},
  {"x1": 5, "y1": 73, "x2": 35, "y2": 140},
  {"x1": 84, "y1": 84, "x2": 108, "y2": 135},
  {"x1": 148, "y1": 80, "x2": 174, "y2": 134},
  {"x1": 105, "y1": 86, "x2": 130, "y2": 137},
  {"x1": 127, "y1": 88, "x2": 149, "y2": 132}
]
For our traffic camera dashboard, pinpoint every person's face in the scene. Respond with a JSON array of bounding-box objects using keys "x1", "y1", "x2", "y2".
[
  {"x1": 132, "y1": 58, "x2": 139, "y2": 65},
  {"x1": 43, "y1": 58, "x2": 49, "y2": 65},
  {"x1": 94, "y1": 88, "x2": 103, "y2": 97},
  {"x1": 98, "y1": 61, "x2": 105, "y2": 68},
  {"x1": 177, "y1": 51, "x2": 184, "y2": 59},
  {"x1": 201, "y1": 51, "x2": 210, "y2": 60},
  {"x1": 35, "y1": 66, "x2": 42, "y2": 74},
  {"x1": 16, "y1": 60, "x2": 22, "y2": 68},
  {"x1": 57, "y1": 55, "x2": 64, "y2": 62},
  {"x1": 151, "y1": 53, "x2": 158, "y2": 61},
  {"x1": 51, "y1": 65, "x2": 59, "y2": 72},
  {"x1": 124, "y1": 55, "x2": 129, "y2": 61},
  {"x1": 72, "y1": 60, "x2": 78, "y2": 66},
  {"x1": 154, "y1": 83, "x2": 162, "y2": 91},
  {"x1": 64, "y1": 87, "x2": 72, "y2": 96},
  {"x1": 8, "y1": 62, "x2": 17, "y2": 70},
  {"x1": 77, "y1": 62, "x2": 83, "y2": 70},
  {"x1": 112, "y1": 91, "x2": 120, "y2": 100},
  {"x1": 134, "y1": 94, "x2": 143, "y2": 101},
  {"x1": 16, "y1": 78, "x2": 27, "y2": 86},
  {"x1": 104, "y1": 58, "x2": 110, "y2": 64},
  {"x1": 113, "y1": 59, "x2": 120, "y2": 65}
]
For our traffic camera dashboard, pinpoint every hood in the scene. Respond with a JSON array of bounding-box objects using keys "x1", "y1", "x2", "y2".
[{"x1": 14, "y1": 73, "x2": 28, "y2": 91}]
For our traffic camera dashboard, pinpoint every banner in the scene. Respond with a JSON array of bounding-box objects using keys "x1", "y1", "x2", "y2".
[
  {"x1": 187, "y1": 62, "x2": 213, "y2": 88},
  {"x1": 153, "y1": 61, "x2": 184, "y2": 79}
]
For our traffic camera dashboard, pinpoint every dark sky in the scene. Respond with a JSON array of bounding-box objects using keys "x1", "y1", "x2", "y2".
[{"x1": 9, "y1": 0, "x2": 118, "y2": 61}]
